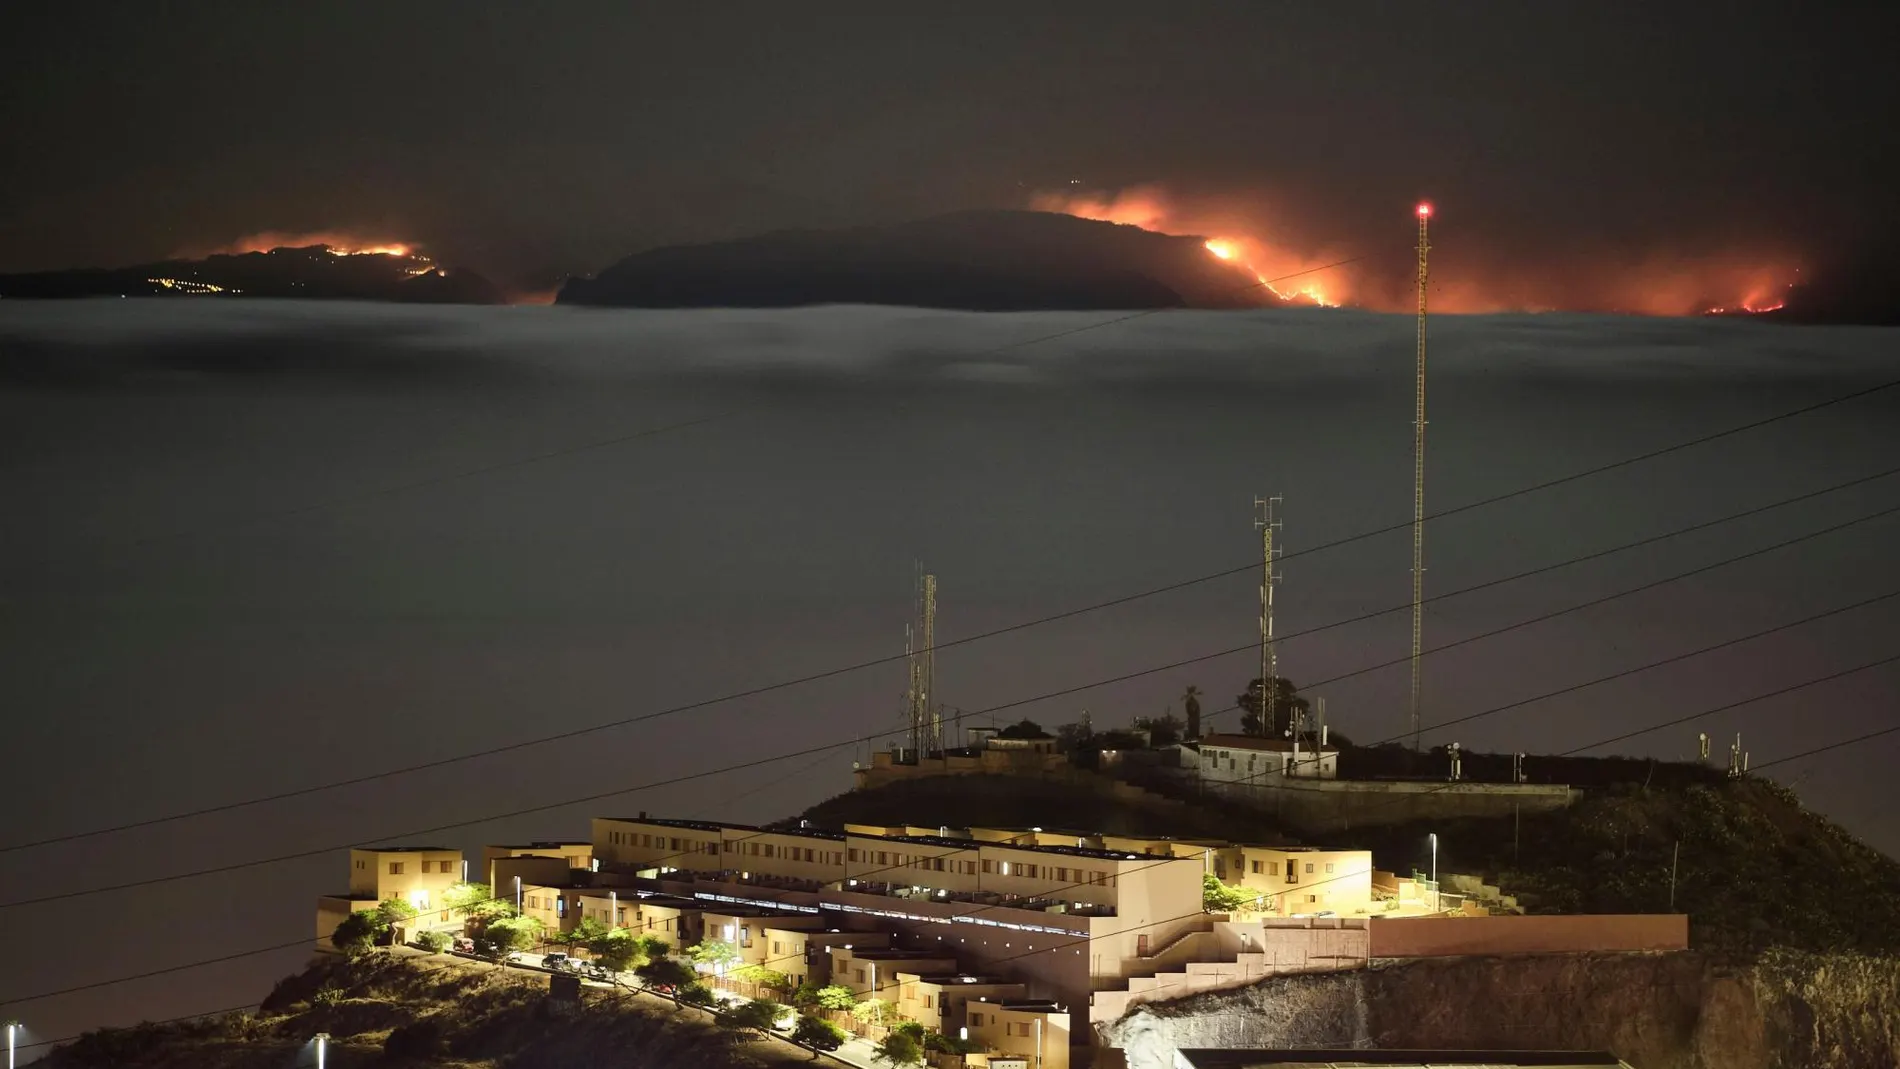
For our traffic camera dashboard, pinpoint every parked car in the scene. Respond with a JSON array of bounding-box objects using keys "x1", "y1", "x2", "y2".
[
  {"x1": 580, "y1": 962, "x2": 614, "y2": 981},
  {"x1": 452, "y1": 937, "x2": 475, "y2": 954},
  {"x1": 542, "y1": 952, "x2": 571, "y2": 971}
]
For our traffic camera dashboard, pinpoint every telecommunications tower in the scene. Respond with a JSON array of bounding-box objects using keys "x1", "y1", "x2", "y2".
[
  {"x1": 904, "y1": 565, "x2": 940, "y2": 756},
  {"x1": 1254, "y1": 496, "x2": 1282, "y2": 736},
  {"x1": 1408, "y1": 203, "x2": 1432, "y2": 751}
]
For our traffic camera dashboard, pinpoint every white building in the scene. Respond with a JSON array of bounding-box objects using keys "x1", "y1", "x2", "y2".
[{"x1": 1195, "y1": 734, "x2": 1338, "y2": 784}]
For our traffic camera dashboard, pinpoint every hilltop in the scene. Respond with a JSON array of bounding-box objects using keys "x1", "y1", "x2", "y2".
[
  {"x1": 39, "y1": 954, "x2": 801, "y2": 1069},
  {"x1": 0, "y1": 246, "x2": 504, "y2": 304},
  {"x1": 557, "y1": 210, "x2": 1274, "y2": 311},
  {"x1": 799, "y1": 762, "x2": 1900, "y2": 958}
]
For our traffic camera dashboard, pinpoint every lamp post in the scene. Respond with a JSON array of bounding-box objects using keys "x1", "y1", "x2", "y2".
[
  {"x1": 314, "y1": 1031, "x2": 329, "y2": 1069},
  {"x1": 1428, "y1": 833, "x2": 1439, "y2": 913},
  {"x1": 7, "y1": 1020, "x2": 20, "y2": 1069}
]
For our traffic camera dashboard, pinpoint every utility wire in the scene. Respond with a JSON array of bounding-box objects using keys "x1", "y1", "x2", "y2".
[
  {"x1": 3, "y1": 559, "x2": 1892, "y2": 912},
  {"x1": 7, "y1": 383, "x2": 1893, "y2": 857},
  {"x1": 15, "y1": 646, "x2": 1894, "y2": 1020}
]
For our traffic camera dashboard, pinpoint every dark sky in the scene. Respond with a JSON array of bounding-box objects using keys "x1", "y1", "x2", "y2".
[{"x1": 3, "y1": 3, "x2": 1897, "y2": 290}]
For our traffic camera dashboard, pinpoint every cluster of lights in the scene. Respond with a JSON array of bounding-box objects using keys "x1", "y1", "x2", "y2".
[{"x1": 147, "y1": 277, "x2": 228, "y2": 294}]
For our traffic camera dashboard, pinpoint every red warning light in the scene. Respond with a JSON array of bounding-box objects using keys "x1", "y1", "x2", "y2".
[{"x1": 1416, "y1": 203, "x2": 1433, "y2": 217}]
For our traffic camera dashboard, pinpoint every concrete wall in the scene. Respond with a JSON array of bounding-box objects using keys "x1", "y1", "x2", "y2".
[
  {"x1": 1090, "y1": 918, "x2": 1372, "y2": 1024},
  {"x1": 1366, "y1": 913, "x2": 1688, "y2": 958}
]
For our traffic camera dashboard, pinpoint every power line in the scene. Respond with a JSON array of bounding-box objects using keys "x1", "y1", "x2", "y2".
[
  {"x1": 8, "y1": 386, "x2": 1894, "y2": 858},
  {"x1": 4, "y1": 561, "x2": 1892, "y2": 913},
  {"x1": 13, "y1": 647, "x2": 1895, "y2": 1023}
]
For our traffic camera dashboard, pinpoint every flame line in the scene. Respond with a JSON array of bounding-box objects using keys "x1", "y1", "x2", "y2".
[{"x1": 986, "y1": 256, "x2": 1364, "y2": 355}]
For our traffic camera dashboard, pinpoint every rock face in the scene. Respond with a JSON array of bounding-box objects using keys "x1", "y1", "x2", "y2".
[
  {"x1": 558, "y1": 210, "x2": 1271, "y2": 311},
  {"x1": 1099, "y1": 951, "x2": 1900, "y2": 1069}
]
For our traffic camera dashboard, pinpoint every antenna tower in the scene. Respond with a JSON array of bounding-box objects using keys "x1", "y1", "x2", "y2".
[
  {"x1": 1409, "y1": 203, "x2": 1433, "y2": 751},
  {"x1": 1254, "y1": 496, "x2": 1282, "y2": 736},
  {"x1": 904, "y1": 563, "x2": 940, "y2": 757}
]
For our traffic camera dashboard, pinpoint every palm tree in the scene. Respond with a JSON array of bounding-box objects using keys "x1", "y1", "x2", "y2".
[{"x1": 1182, "y1": 685, "x2": 1203, "y2": 739}]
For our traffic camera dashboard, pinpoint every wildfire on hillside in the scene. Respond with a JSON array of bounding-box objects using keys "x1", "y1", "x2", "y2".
[
  {"x1": 199, "y1": 231, "x2": 428, "y2": 261},
  {"x1": 1030, "y1": 185, "x2": 1797, "y2": 317}
]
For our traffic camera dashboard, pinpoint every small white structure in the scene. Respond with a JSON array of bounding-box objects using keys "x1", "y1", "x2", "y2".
[{"x1": 1195, "y1": 734, "x2": 1338, "y2": 784}]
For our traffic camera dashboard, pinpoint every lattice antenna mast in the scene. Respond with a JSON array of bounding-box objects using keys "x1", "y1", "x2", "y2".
[
  {"x1": 1254, "y1": 496, "x2": 1282, "y2": 737},
  {"x1": 921, "y1": 572, "x2": 939, "y2": 754},
  {"x1": 1410, "y1": 203, "x2": 1433, "y2": 751},
  {"x1": 904, "y1": 561, "x2": 923, "y2": 758}
]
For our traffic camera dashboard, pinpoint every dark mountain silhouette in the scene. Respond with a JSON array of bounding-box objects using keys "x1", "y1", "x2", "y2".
[
  {"x1": 559, "y1": 209, "x2": 1276, "y2": 310},
  {"x1": 0, "y1": 246, "x2": 504, "y2": 304}
]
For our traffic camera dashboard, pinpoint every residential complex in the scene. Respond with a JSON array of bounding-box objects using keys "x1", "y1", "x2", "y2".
[{"x1": 317, "y1": 814, "x2": 1685, "y2": 1068}]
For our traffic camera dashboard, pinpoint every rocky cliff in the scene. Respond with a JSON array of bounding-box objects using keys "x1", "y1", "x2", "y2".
[{"x1": 1102, "y1": 950, "x2": 1900, "y2": 1069}]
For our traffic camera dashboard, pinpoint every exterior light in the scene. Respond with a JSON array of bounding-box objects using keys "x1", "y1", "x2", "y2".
[
  {"x1": 1417, "y1": 203, "x2": 1432, "y2": 217},
  {"x1": 314, "y1": 1032, "x2": 330, "y2": 1069},
  {"x1": 960, "y1": 1026, "x2": 970, "y2": 1040},
  {"x1": 6, "y1": 1021, "x2": 20, "y2": 1069}
]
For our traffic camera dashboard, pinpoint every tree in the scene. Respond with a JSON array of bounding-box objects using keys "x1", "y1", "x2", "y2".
[
  {"x1": 812, "y1": 984, "x2": 858, "y2": 1011},
  {"x1": 995, "y1": 719, "x2": 1049, "y2": 740},
  {"x1": 678, "y1": 981, "x2": 717, "y2": 1008},
  {"x1": 635, "y1": 934, "x2": 673, "y2": 960},
  {"x1": 376, "y1": 897, "x2": 419, "y2": 932},
  {"x1": 1183, "y1": 684, "x2": 1203, "y2": 739},
  {"x1": 414, "y1": 929, "x2": 451, "y2": 953},
  {"x1": 891, "y1": 1020, "x2": 926, "y2": 1044},
  {"x1": 731, "y1": 964, "x2": 793, "y2": 993},
  {"x1": 873, "y1": 1030, "x2": 924, "y2": 1066},
  {"x1": 924, "y1": 1030, "x2": 983, "y2": 1055},
  {"x1": 478, "y1": 914, "x2": 544, "y2": 958},
  {"x1": 688, "y1": 938, "x2": 741, "y2": 970},
  {"x1": 792, "y1": 1014, "x2": 847, "y2": 1057},
  {"x1": 560, "y1": 916, "x2": 611, "y2": 952},
  {"x1": 1202, "y1": 872, "x2": 1257, "y2": 913},
  {"x1": 443, "y1": 882, "x2": 511, "y2": 921},
  {"x1": 637, "y1": 956, "x2": 697, "y2": 992},
  {"x1": 851, "y1": 998, "x2": 893, "y2": 1028},
  {"x1": 1054, "y1": 719, "x2": 1094, "y2": 753},
  {"x1": 592, "y1": 928, "x2": 641, "y2": 972},
  {"x1": 718, "y1": 997, "x2": 784, "y2": 1034},
  {"x1": 1237, "y1": 676, "x2": 1310, "y2": 737},
  {"x1": 331, "y1": 911, "x2": 379, "y2": 956},
  {"x1": 1134, "y1": 712, "x2": 1183, "y2": 747}
]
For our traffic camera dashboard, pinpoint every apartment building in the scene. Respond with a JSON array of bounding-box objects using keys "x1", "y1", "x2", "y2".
[
  {"x1": 481, "y1": 841, "x2": 592, "y2": 884},
  {"x1": 1214, "y1": 846, "x2": 1375, "y2": 916},
  {"x1": 593, "y1": 815, "x2": 847, "y2": 887},
  {"x1": 700, "y1": 906, "x2": 826, "y2": 968},
  {"x1": 1196, "y1": 734, "x2": 1338, "y2": 782},
  {"x1": 829, "y1": 946, "x2": 959, "y2": 1001},
  {"x1": 967, "y1": 1001, "x2": 1071, "y2": 1069},
  {"x1": 316, "y1": 846, "x2": 465, "y2": 946},
  {"x1": 895, "y1": 972, "x2": 1027, "y2": 1035}
]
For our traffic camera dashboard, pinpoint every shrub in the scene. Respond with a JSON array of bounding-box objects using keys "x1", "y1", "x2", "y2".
[
  {"x1": 384, "y1": 1018, "x2": 444, "y2": 1058},
  {"x1": 793, "y1": 1014, "x2": 847, "y2": 1055},
  {"x1": 414, "y1": 930, "x2": 450, "y2": 953}
]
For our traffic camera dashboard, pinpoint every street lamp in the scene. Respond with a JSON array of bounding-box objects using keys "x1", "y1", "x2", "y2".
[
  {"x1": 314, "y1": 1031, "x2": 330, "y2": 1069},
  {"x1": 1428, "y1": 833, "x2": 1439, "y2": 913},
  {"x1": 6, "y1": 1020, "x2": 21, "y2": 1069}
]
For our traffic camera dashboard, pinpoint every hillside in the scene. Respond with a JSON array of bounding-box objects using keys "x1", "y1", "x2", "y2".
[
  {"x1": 557, "y1": 210, "x2": 1273, "y2": 310},
  {"x1": 40, "y1": 954, "x2": 801, "y2": 1069},
  {"x1": 794, "y1": 772, "x2": 1299, "y2": 843},
  {"x1": 802, "y1": 769, "x2": 1900, "y2": 957},
  {"x1": 0, "y1": 246, "x2": 504, "y2": 304}
]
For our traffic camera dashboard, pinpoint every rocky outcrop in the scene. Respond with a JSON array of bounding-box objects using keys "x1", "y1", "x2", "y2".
[{"x1": 1100, "y1": 951, "x2": 1900, "y2": 1069}]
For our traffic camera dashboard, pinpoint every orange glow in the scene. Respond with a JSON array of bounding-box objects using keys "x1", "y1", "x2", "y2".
[
  {"x1": 196, "y1": 231, "x2": 426, "y2": 261},
  {"x1": 1032, "y1": 184, "x2": 1796, "y2": 318}
]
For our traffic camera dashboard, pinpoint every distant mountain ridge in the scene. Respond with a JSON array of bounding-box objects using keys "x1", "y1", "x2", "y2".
[
  {"x1": 0, "y1": 246, "x2": 504, "y2": 304},
  {"x1": 558, "y1": 209, "x2": 1276, "y2": 311}
]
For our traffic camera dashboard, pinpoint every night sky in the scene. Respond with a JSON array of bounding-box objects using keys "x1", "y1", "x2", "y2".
[
  {"x1": 2, "y1": 3, "x2": 1899, "y2": 1059},
  {"x1": 3, "y1": 3, "x2": 1897, "y2": 299}
]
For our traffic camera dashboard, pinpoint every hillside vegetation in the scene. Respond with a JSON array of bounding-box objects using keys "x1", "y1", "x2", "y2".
[{"x1": 41, "y1": 955, "x2": 805, "y2": 1069}]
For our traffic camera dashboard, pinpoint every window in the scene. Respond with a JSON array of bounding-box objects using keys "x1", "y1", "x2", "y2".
[
  {"x1": 354, "y1": 860, "x2": 365, "y2": 870},
  {"x1": 1268, "y1": 860, "x2": 1280, "y2": 875},
  {"x1": 981, "y1": 860, "x2": 996, "y2": 875},
  {"x1": 923, "y1": 994, "x2": 933, "y2": 1008},
  {"x1": 388, "y1": 862, "x2": 405, "y2": 875},
  {"x1": 1305, "y1": 863, "x2": 1315, "y2": 874},
  {"x1": 1325, "y1": 862, "x2": 1335, "y2": 874},
  {"x1": 773, "y1": 941, "x2": 783, "y2": 955},
  {"x1": 849, "y1": 848, "x2": 860, "y2": 862},
  {"x1": 970, "y1": 1012, "x2": 984, "y2": 1027},
  {"x1": 1307, "y1": 894, "x2": 1317, "y2": 903},
  {"x1": 855, "y1": 968, "x2": 866, "y2": 983},
  {"x1": 1250, "y1": 860, "x2": 1263, "y2": 874}
]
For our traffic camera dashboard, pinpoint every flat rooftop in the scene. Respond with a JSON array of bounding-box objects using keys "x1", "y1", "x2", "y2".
[
  {"x1": 354, "y1": 845, "x2": 455, "y2": 853},
  {"x1": 602, "y1": 816, "x2": 845, "y2": 841},
  {"x1": 863, "y1": 833, "x2": 1154, "y2": 863},
  {"x1": 489, "y1": 841, "x2": 591, "y2": 849}
]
